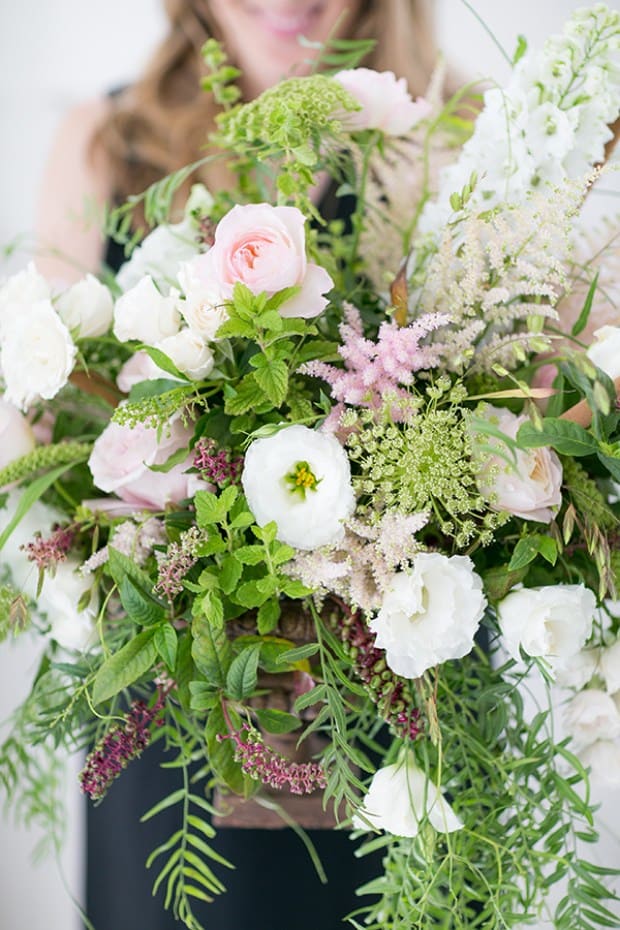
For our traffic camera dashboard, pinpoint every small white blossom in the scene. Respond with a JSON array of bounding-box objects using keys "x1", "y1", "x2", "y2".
[{"x1": 370, "y1": 553, "x2": 486, "y2": 679}]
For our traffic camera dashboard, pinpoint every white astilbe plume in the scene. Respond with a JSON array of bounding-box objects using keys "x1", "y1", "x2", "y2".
[
  {"x1": 283, "y1": 512, "x2": 428, "y2": 613},
  {"x1": 412, "y1": 176, "x2": 592, "y2": 372},
  {"x1": 420, "y1": 4, "x2": 620, "y2": 236}
]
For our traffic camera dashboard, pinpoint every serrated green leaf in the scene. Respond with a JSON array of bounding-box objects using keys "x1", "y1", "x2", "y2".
[
  {"x1": 253, "y1": 358, "x2": 288, "y2": 407},
  {"x1": 235, "y1": 545, "x2": 265, "y2": 565},
  {"x1": 194, "y1": 491, "x2": 226, "y2": 527},
  {"x1": 281, "y1": 579, "x2": 313, "y2": 599},
  {"x1": 225, "y1": 643, "x2": 261, "y2": 699},
  {"x1": 215, "y1": 317, "x2": 255, "y2": 340},
  {"x1": 294, "y1": 683, "x2": 327, "y2": 712},
  {"x1": 234, "y1": 579, "x2": 271, "y2": 608},
  {"x1": 254, "y1": 707, "x2": 302, "y2": 734},
  {"x1": 224, "y1": 374, "x2": 264, "y2": 416},
  {"x1": 219, "y1": 554, "x2": 242, "y2": 595},
  {"x1": 92, "y1": 630, "x2": 157, "y2": 705},
  {"x1": 118, "y1": 575, "x2": 166, "y2": 626},
  {"x1": 205, "y1": 703, "x2": 247, "y2": 794},
  {"x1": 154, "y1": 623, "x2": 178, "y2": 671},
  {"x1": 256, "y1": 598, "x2": 281, "y2": 634},
  {"x1": 191, "y1": 612, "x2": 232, "y2": 686}
]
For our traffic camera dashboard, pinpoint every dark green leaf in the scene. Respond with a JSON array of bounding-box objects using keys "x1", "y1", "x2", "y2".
[
  {"x1": 225, "y1": 643, "x2": 261, "y2": 699},
  {"x1": 219, "y1": 554, "x2": 242, "y2": 595},
  {"x1": 517, "y1": 419, "x2": 599, "y2": 457},
  {"x1": 254, "y1": 707, "x2": 302, "y2": 734},
  {"x1": 92, "y1": 629, "x2": 157, "y2": 704},
  {"x1": 571, "y1": 273, "x2": 598, "y2": 337},
  {"x1": 191, "y1": 612, "x2": 232, "y2": 686},
  {"x1": 276, "y1": 642, "x2": 319, "y2": 665},
  {"x1": 154, "y1": 623, "x2": 178, "y2": 671}
]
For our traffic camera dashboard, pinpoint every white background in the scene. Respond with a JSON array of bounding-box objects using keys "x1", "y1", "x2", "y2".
[{"x1": 0, "y1": 2, "x2": 618, "y2": 928}]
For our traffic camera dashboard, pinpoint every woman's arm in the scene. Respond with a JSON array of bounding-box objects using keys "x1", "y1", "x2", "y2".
[{"x1": 36, "y1": 97, "x2": 113, "y2": 285}]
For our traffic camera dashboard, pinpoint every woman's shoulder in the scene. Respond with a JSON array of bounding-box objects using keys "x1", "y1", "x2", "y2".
[{"x1": 36, "y1": 96, "x2": 115, "y2": 283}]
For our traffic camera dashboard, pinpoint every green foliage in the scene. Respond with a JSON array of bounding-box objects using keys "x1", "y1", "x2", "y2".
[
  {"x1": 92, "y1": 630, "x2": 158, "y2": 705},
  {"x1": 0, "y1": 441, "x2": 92, "y2": 491}
]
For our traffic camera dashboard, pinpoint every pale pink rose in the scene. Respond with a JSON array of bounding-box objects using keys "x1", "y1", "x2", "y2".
[
  {"x1": 88, "y1": 414, "x2": 197, "y2": 510},
  {"x1": 477, "y1": 405, "x2": 562, "y2": 523},
  {"x1": 189, "y1": 203, "x2": 333, "y2": 319},
  {"x1": 334, "y1": 68, "x2": 432, "y2": 135},
  {"x1": 0, "y1": 398, "x2": 35, "y2": 469},
  {"x1": 116, "y1": 351, "x2": 163, "y2": 393}
]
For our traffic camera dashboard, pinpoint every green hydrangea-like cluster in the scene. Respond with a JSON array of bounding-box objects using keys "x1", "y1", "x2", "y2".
[
  {"x1": 347, "y1": 407, "x2": 507, "y2": 547},
  {"x1": 216, "y1": 74, "x2": 358, "y2": 160}
]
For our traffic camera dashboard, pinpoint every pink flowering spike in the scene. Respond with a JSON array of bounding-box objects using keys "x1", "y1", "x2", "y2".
[
  {"x1": 193, "y1": 438, "x2": 243, "y2": 489},
  {"x1": 224, "y1": 725, "x2": 327, "y2": 795},
  {"x1": 23, "y1": 525, "x2": 76, "y2": 571},
  {"x1": 80, "y1": 692, "x2": 167, "y2": 801}
]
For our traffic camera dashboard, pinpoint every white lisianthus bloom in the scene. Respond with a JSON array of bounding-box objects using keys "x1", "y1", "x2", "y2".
[
  {"x1": 0, "y1": 262, "x2": 50, "y2": 335},
  {"x1": 117, "y1": 223, "x2": 201, "y2": 294},
  {"x1": 177, "y1": 260, "x2": 229, "y2": 341},
  {"x1": 600, "y1": 639, "x2": 620, "y2": 695},
  {"x1": 241, "y1": 424, "x2": 355, "y2": 550},
  {"x1": 0, "y1": 398, "x2": 35, "y2": 468},
  {"x1": 477, "y1": 406, "x2": 562, "y2": 523},
  {"x1": 113, "y1": 275, "x2": 181, "y2": 345},
  {"x1": 157, "y1": 329, "x2": 215, "y2": 381},
  {"x1": 352, "y1": 756, "x2": 463, "y2": 838},
  {"x1": 579, "y1": 740, "x2": 620, "y2": 787},
  {"x1": 497, "y1": 584, "x2": 595, "y2": 668},
  {"x1": 587, "y1": 326, "x2": 620, "y2": 382},
  {"x1": 39, "y1": 560, "x2": 98, "y2": 652},
  {"x1": 1, "y1": 299, "x2": 77, "y2": 410},
  {"x1": 370, "y1": 553, "x2": 486, "y2": 679},
  {"x1": 56, "y1": 274, "x2": 114, "y2": 338},
  {"x1": 564, "y1": 689, "x2": 620, "y2": 749},
  {"x1": 334, "y1": 69, "x2": 432, "y2": 135}
]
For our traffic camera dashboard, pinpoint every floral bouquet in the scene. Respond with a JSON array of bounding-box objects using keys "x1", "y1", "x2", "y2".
[{"x1": 1, "y1": 5, "x2": 620, "y2": 928}]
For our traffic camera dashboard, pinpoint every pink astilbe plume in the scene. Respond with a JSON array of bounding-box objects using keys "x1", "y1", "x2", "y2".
[
  {"x1": 23, "y1": 525, "x2": 75, "y2": 571},
  {"x1": 300, "y1": 304, "x2": 447, "y2": 423}
]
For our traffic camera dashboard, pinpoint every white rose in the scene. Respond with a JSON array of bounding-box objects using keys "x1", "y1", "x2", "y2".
[
  {"x1": 334, "y1": 69, "x2": 432, "y2": 135},
  {"x1": 578, "y1": 740, "x2": 620, "y2": 787},
  {"x1": 587, "y1": 326, "x2": 620, "y2": 382},
  {"x1": 177, "y1": 260, "x2": 229, "y2": 342},
  {"x1": 370, "y1": 553, "x2": 487, "y2": 679},
  {"x1": 116, "y1": 221, "x2": 200, "y2": 294},
  {"x1": 0, "y1": 262, "x2": 50, "y2": 335},
  {"x1": 564, "y1": 689, "x2": 620, "y2": 749},
  {"x1": 600, "y1": 639, "x2": 620, "y2": 694},
  {"x1": 497, "y1": 584, "x2": 595, "y2": 668},
  {"x1": 1, "y1": 299, "x2": 77, "y2": 410},
  {"x1": 0, "y1": 398, "x2": 35, "y2": 469},
  {"x1": 477, "y1": 406, "x2": 562, "y2": 523},
  {"x1": 241, "y1": 424, "x2": 355, "y2": 550},
  {"x1": 39, "y1": 560, "x2": 98, "y2": 652},
  {"x1": 113, "y1": 275, "x2": 181, "y2": 345},
  {"x1": 352, "y1": 756, "x2": 462, "y2": 838},
  {"x1": 157, "y1": 329, "x2": 214, "y2": 381},
  {"x1": 56, "y1": 273, "x2": 114, "y2": 338}
]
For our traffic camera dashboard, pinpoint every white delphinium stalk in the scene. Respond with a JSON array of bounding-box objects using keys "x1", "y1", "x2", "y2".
[{"x1": 420, "y1": 4, "x2": 620, "y2": 234}]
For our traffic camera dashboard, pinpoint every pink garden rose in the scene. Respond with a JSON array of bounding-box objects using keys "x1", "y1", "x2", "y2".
[
  {"x1": 88, "y1": 414, "x2": 201, "y2": 510},
  {"x1": 0, "y1": 397, "x2": 35, "y2": 469},
  {"x1": 334, "y1": 68, "x2": 432, "y2": 135},
  {"x1": 186, "y1": 204, "x2": 333, "y2": 320},
  {"x1": 477, "y1": 405, "x2": 562, "y2": 523}
]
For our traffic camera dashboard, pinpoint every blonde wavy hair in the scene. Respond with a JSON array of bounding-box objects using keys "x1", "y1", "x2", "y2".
[{"x1": 96, "y1": 0, "x2": 438, "y2": 204}]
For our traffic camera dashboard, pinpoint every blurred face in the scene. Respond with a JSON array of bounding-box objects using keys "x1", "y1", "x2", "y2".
[{"x1": 207, "y1": 1, "x2": 364, "y2": 97}]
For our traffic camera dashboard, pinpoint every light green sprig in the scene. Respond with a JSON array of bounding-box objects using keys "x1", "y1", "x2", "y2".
[
  {"x1": 111, "y1": 387, "x2": 196, "y2": 430},
  {"x1": 0, "y1": 442, "x2": 92, "y2": 489}
]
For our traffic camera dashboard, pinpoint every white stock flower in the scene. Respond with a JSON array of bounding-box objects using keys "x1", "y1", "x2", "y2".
[
  {"x1": 241, "y1": 424, "x2": 355, "y2": 550},
  {"x1": 56, "y1": 274, "x2": 114, "y2": 338},
  {"x1": 370, "y1": 553, "x2": 486, "y2": 679},
  {"x1": 39, "y1": 560, "x2": 98, "y2": 652},
  {"x1": 334, "y1": 69, "x2": 431, "y2": 135},
  {"x1": 157, "y1": 329, "x2": 215, "y2": 381},
  {"x1": 0, "y1": 398, "x2": 35, "y2": 468},
  {"x1": 477, "y1": 406, "x2": 562, "y2": 523},
  {"x1": 587, "y1": 326, "x2": 620, "y2": 382},
  {"x1": 579, "y1": 740, "x2": 620, "y2": 786},
  {"x1": 113, "y1": 275, "x2": 181, "y2": 345},
  {"x1": 1, "y1": 299, "x2": 77, "y2": 410},
  {"x1": 497, "y1": 584, "x2": 595, "y2": 667},
  {"x1": 600, "y1": 639, "x2": 620, "y2": 694},
  {"x1": 352, "y1": 756, "x2": 463, "y2": 838},
  {"x1": 0, "y1": 262, "x2": 50, "y2": 335},
  {"x1": 564, "y1": 688, "x2": 620, "y2": 749}
]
